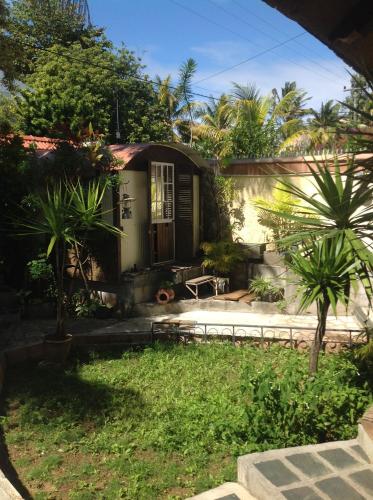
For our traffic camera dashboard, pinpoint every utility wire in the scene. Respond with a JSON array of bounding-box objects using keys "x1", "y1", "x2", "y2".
[
  {"x1": 209, "y1": 0, "x2": 347, "y2": 81},
  {"x1": 169, "y1": 0, "x2": 344, "y2": 87},
  {"x1": 17, "y1": 39, "x2": 223, "y2": 102},
  {"x1": 194, "y1": 34, "x2": 307, "y2": 85},
  {"x1": 232, "y1": 0, "x2": 348, "y2": 80}
]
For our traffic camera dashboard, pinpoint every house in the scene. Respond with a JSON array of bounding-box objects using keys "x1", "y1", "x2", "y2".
[{"x1": 107, "y1": 143, "x2": 208, "y2": 273}]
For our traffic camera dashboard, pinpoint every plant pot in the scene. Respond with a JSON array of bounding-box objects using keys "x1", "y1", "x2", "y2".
[
  {"x1": 155, "y1": 288, "x2": 174, "y2": 305},
  {"x1": 44, "y1": 334, "x2": 72, "y2": 364}
]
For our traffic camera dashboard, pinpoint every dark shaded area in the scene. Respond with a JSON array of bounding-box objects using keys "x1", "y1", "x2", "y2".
[
  {"x1": 0, "y1": 406, "x2": 32, "y2": 499},
  {"x1": 3, "y1": 360, "x2": 145, "y2": 424}
]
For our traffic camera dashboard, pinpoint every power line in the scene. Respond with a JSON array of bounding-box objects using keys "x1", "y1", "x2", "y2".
[
  {"x1": 17, "y1": 39, "x2": 223, "y2": 102},
  {"x1": 193, "y1": 35, "x2": 307, "y2": 85},
  {"x1": 232, "y1": 0, "x2": 348, "y2": 80},
  {"x1": 209, "y1": 0, "x2": 347, "y2": 81},
  {"x1": 169, "y1": 0, "x2": 343, "y2": 87}
]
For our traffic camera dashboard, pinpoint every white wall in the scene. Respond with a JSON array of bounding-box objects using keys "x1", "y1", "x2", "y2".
[
  {"x1": 119, "y1": 170, "x2": 149, "y2": 272},
  {"x1": 225, "y1": 174, "x2": 318, "y2": 244}
]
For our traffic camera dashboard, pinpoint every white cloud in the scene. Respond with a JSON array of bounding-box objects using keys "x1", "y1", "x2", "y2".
[{"x1": 133, "y1": 41, "x2": 351, "y2": 109}]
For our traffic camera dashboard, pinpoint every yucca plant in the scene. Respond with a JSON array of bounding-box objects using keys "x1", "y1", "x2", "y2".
[
  {"x1": 16, "y1": 178, "x2": 124, "y2": 338},
  {"x1": 264, "y1": 158, "x2": 373, "y2": 295},
  {"x1": 288, "y1": 236, "x2": 358, "y2": 374}
]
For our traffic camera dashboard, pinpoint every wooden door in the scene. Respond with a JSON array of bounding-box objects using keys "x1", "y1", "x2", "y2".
[{"x1": 149, "y1": 162, "x2": 175, "y2": 264}]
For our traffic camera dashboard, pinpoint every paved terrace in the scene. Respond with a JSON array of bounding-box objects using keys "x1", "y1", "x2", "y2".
[{"x1": 87, "y1": 311, "x2": 362, "y2": 345}]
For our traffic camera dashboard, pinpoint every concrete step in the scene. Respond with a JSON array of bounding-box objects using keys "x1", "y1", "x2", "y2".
[
  {"x1": 238, "y1": 439, "x2": 373, "y2": 499},
  {"x1": 188, "y1": 481, "x2": 255, "y2": 500}
]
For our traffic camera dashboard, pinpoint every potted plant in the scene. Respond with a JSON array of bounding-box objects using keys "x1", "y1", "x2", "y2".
[
  {"x1": 17, "y1": 178, "x2": 124, "y2": 363},
  {"x1": 155, "y1": 280, "x2": 175, "y2": 304}
]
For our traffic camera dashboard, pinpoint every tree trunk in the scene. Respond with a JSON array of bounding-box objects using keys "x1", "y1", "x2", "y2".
[
  {"x1": 55, "y1": 243, "x2": 66, "y2": 339},
  {"x1": 309, "y1": 299, "x2": 330, "y2": 375}
]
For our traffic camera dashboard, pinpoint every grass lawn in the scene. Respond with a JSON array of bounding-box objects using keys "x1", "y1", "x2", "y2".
[{"x1": 2, "y1": 342, "x2": 371, "y2": 499}]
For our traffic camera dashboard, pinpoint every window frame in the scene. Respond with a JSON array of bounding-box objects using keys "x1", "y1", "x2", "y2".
[{"x1": 150, "y1": 162, "x2": 175, "y2": 224}]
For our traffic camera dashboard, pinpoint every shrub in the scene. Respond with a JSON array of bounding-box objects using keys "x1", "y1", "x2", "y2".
[
  {"x1": 249, "y1": 276, "x2": 284, "y2": 302},
  {"x1": 241, "y1": 348, "x2": 371, "y2": 450}
]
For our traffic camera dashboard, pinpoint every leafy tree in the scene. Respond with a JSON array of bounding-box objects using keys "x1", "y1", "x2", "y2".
[
  {"x1": 0, "y1": 0, "x2": 23, "y2": 88},
  {"x1": 0, "y1": 93, "x2": 22, "y2": 131},
  {"x1": 18, "y1": 42, "x2": 171, "y2": 142},
  {"x1": 8, "y1": 0, "x2": 101, "y2": 76}
]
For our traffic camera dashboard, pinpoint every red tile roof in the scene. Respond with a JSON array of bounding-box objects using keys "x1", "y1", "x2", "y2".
[{"x1": 21, "y1": 135, "x2": 66, "y2": 151}]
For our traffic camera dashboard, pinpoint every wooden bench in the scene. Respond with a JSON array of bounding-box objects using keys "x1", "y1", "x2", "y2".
[{"x1": 185, "y1": 275, "x2": 217, "y2": 300}]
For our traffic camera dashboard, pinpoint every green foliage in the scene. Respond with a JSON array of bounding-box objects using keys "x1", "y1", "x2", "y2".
[
  {"x1": 69, "y1": 289, "x2": 101, "y2": 318},
  {"x1": 248, "y1": 276, "x2": 284, "y2": 302},
  {"x1": 16, "y1": 178, "x2": 125, "y2": 336},
  {"x1": 18, "y1": 41, "x2": 171, "y2": 142},
  {"x1": 3, "y1": 344, "x2": 370, "y2": 498},
  {"x1": 287, "y1": 237, "x2": 358, "y2": 315},
  {"x1": 271, "y1": 158, "x2": 373, "y2": 298},
  {"x1": 242, "y1": 347, "x2": 371, "y2": 448},
  {"x1": 0, "y1": 0, "x2": 22, "y2": 88},
  {"x1": 201, "y1": 240, "x2": 246, "y2": 275},
  {"x1": 159, "y1": 280, "x2": 174, "y2": 290},
  {"x1": 8, "y1": 0, "x2": 100, "y2": 76},
  {"x1": 214, "y1": 175, "x2": 245, "y2": 239},
  {"x1": 254, "y1": 181, "x2": 309, "y2": 246},
  {"x1": 28, "y1": 259, "x2": 53, "y2": 285},
  {"x1": 194, "y1": 81, "x2": 311, "y2": 160},
  {"x1": 155, "y1": 57, "x2": 198, "y2": 143},
  {"x1": 27, "y1": 255, "x2": 56, "y2": 300}
]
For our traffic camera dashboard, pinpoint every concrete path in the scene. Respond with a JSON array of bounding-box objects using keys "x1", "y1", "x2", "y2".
[
  {"x1": 88, "y1": 311, "x2": 359, "y2": 333},
  {"x1": 238, "y1": 438, "x2": 373, "y2": 499},
  {"x1": 86, "y1": 311, "x2": 361, "y2": 342}
]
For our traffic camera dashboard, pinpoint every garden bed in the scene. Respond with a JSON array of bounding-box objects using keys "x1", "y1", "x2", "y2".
[{"x1": 2, "y1": 343, "x2": 371, "y2": 499}]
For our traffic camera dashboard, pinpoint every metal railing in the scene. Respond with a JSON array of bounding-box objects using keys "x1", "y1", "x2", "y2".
[{"x1": 151, "y1": 321, "x2": 365, "y2": 349}]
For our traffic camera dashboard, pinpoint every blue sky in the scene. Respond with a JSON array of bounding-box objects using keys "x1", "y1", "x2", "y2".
[{"x1": 89, "y1": 0, "x2": 351, "y2": 108}]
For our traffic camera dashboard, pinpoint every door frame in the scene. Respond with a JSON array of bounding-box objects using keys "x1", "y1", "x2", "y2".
[{"x1": 148, "y1": 161, "x2": 175, "y2": 265}]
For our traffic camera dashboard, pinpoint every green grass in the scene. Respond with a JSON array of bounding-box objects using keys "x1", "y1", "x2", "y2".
[{"x1": 3, "y1": 342, "x2": 371, "y2": 499}]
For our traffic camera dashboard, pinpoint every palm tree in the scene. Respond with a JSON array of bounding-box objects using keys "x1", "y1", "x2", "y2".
[
  {"x1": 280, "y1": 100, "x2": 342, "y2": 152},
  {"x1": 17, "y1": 178, "x2": 124, "y2": 339},
  {"x1": 192, "y1": 94, "x2": 233, "y2": 162},
  {"x1": 288, "y1": 236, "x2": 358, "y2": 374},
  {"x1": 155, "y1": 58, "x2": 198, "y2": 144}
]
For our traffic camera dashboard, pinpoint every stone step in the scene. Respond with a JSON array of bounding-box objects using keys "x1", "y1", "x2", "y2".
[
  {"x1": 238, "y1": 439, "x2": 373, "y2": 499},
  {"x1": 188, "y1": 481, "x2": 256, "y2": 500}
]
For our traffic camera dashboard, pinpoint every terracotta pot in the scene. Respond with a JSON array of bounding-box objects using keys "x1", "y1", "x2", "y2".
[
  {"x1": 167, "y1": 288, "x2": 175, "y2": 301},
  {"x1": 44, "y1": 334, "x2": 72, "y2": 364},
  {"x1": 155, "y1": 288, "x2": 173, "y2": 305}
]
